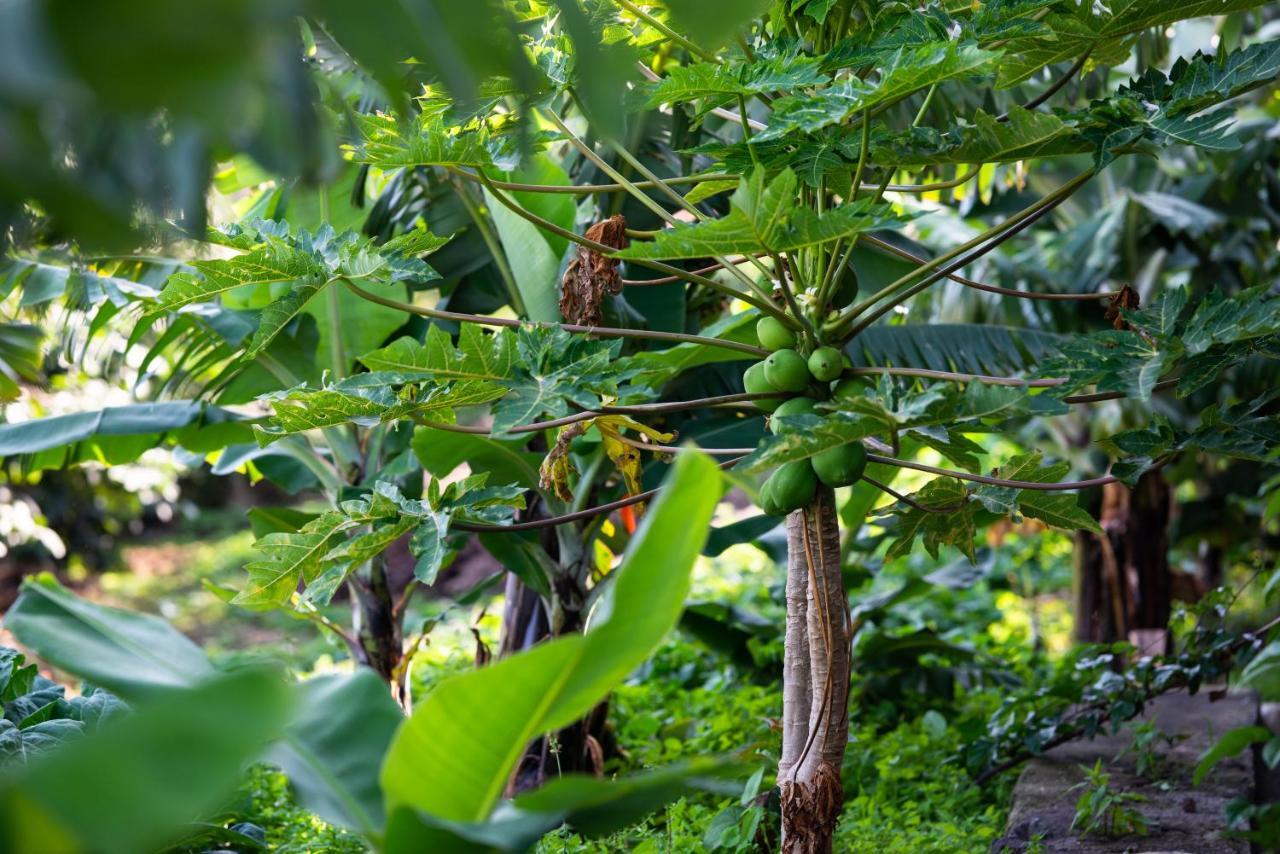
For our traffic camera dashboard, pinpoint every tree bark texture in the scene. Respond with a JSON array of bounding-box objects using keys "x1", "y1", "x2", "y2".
[
  {"x1": 779, "y1": 487, "x2": 849, "y2": 854},
  {"x1": 354, "y1": 559, "x2": 403, "y2": 685},
  {"x1": 1074, "y1": 471, "x2": 1172, "y2": 645}
]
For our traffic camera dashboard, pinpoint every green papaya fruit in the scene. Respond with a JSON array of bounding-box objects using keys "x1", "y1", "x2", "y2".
[
  {"x1": 811, "y1": 442, "x2": 868, "y2": 488},
  {"x1": 830, "y1": 377, "x2": 868, "y2": 403},
  {"x1": 764, "y1": 460, "x2": 818, "y2": 514},
  {"x1": 763, "y1": 349, "x2": 810, "y2": 392},
  {"x1": 807, "y1": 346, "x2": 844, "y2": 382},
  {"x1": 743, "y1": 361, "x2": 783, "y2": 411},
  {"x1": 769, "y1": 397, "x2": 817, "y2": 434},
  {"x1": 758, "y1": 475, "x2": 784, "y2": 516},
  {"x1": 756, "y1": 316, "x2": 797, "y2": 351}
]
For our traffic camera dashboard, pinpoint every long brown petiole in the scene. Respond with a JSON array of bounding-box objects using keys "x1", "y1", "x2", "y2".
[{"x1": 343, "y1": 281, "x2": 769, "y2": 357}]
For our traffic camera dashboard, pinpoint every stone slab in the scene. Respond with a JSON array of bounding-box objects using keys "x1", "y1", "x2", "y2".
[{"x1": 993, "y1": 690, "x2": 1256, "y2": 853}]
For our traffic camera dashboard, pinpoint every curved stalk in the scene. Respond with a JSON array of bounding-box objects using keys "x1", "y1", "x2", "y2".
[
  {"x1": 1064, "y1": 378, "x2": 1177, "y2": 404},
  {"x1": 613, "y1": 0, "x2": 719, "y2": 63},
  {"x1": 867, "y1": 453, "x2": 1127, "y2": 491},
  {"x1": 343, "y1": 280, "x2": 769, "y2": 357},
  {"x1": 833, "y1": 170, "x2": 1093, "y2": 338},
  {"x1": 621, "y1": 254, "x2": 764, "y2": 285},
  {"x1": 549, "y1": 106, "x2": 780, "y2": 306},
  {"x1": 995, "y1": 50, "x2": 1093, "y2": 122},
  {"x1": 482, "y1": 173, "x2": 734, "y2": 195},
  {"x1": 453, "y1": 457, "x2": 743, "y2": 532},
  {"x1": 420, "y1": 392, "x2": 782, "y2": 438},
  {"x1": 844, "y1": 367, "x2": 1064, "y2": 387},
  {"x1": 451, "y1": 176, "x2": 527, "y2": 315},
  {"x1": 861, "y1": 475, "x2": 965, "y2": 513},
  {"x1": 860, "y1": 235, "x2": 1116, "y2": 302}
]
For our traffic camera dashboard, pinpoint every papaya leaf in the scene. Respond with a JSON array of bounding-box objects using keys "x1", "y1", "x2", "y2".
[
  {"x1": 756, "y1": 42, "x2": 998, "y2": 141},
  {"x1": 360, "y1": 325, "x2": 518, "y2": 383},
  {"x1": 645, "y1": 51, "x2": 827, "y2": 110},
  {"x1": 996, "y1": 0, "x2": 1274, "y2": 87},
  {"x1": 489, "y1": 328, "x2": 638, "y2": 437},
  {"x1": 615, "y1": 168, "x2": 911, "y2": 261},
  {"x1": 881, "y1": 478, "x2": 976, "y2": 562},
  {"x1": 254, "y1": 378, "x2": 505, "y2": 443},
  {"x1": 234, "y1": 512, "x2": 351, "y2": 607},
  {"x1": 882, "y1": 452, "x2": 1100, "y2": 562},
  {"x1": 737, "y1": 409, "x2": 889, "y2": 473},
  {"x1": 350, "y1": 112, "x2": 501, "y2": 170}
]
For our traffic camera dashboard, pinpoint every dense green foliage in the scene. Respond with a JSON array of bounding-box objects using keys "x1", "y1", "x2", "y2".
[{"x1": 1, "y1": 0, "x2": 1279, "y2": 851}]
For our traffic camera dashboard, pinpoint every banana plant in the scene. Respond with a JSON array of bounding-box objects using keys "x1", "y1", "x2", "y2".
[{"x1": 0, "y1": 451, "x2": 730, "y2": 853}]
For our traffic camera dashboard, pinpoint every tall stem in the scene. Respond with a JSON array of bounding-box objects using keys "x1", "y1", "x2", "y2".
[
  {"x1": 839, "y1": 170, "x2": 1091, "y2": 339},
  {"x1": 780, "y1": 489, "x2": 848, "y2": 853},
  {"x1": 612, "y1": 0, "x2": 720, "y2": 62},
  {"x1": 453, "y1": 177, "x2": 528, "y2": 316},
  {"x1": 343, "y1": 280, "x2": 769, "y2": 356},
  {"x1": 549, "y1": 106, "x2": 780, "y2": 307}
]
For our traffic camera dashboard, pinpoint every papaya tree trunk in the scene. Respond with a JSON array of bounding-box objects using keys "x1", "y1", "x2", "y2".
[
  {"x1": 779, "y1": 487, "x2": 849, "y2": 854},
  {"x1": 353, "y1": 559, "x2": 403, "y2": 687}
]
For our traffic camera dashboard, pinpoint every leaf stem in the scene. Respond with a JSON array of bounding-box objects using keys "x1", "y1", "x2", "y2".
[
  {"x1": 995, "y1": 49, "x2": 1093, "y2": 122},
  {"x1": 463, "y1": 169, "x2": 795, "y2": 324},
  {"x1": 862, "y1": 475, "x2": 965, "y2": 514},
  {"x1": 342, "y1": 280, "x2": 770, "y2": 356},
  {"x1": 613, "y1": 0, "x2": 720, "y2": 63},
  {"x1": 860, "y1": 235, "x2": 1118, "y2": 302},
  {"x1": 554, "y1": 103, "x2": 780, "y2": 304},
  {"x1": 451, "y1": 176, "x2": 527, "y2": 316},
  {"x1": 831, "y1": 170, "x2": 1092, "y2": 337},
  {"x1": 422, "y1": 392, "x2": 784, "y2": 438},
  {"x1": 453, "y1": 457, "x2": 743, "y2": 532},
  {"x1": 843, "y1": 367, "x2": 1064, "y2": 387},
  {"x1": 867, "y1": 453, "x2": 1123, "y2": 491},
  {"x1": 481, "y1": 173, "x2": 732, "y2": 195},
  {"x1": 621, "y1": 254, "x2": 765, "y2": 286}
]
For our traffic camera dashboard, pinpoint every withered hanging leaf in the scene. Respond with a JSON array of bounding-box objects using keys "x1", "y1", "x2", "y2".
[
  {"x1": 595, "y1": 415, "x2": 675, "y2": 519},
  {"x1": 537, "y1": 414, "x2": 675, "y2": 510},
  {"x1": 560, "y1": 215, "x2": 629, "y2": 326},
  {"x1": 1105, "y1": 285, "x2": 1140, "y2": 331},
  {"x1": 540, "y1": 421, "x2": 589, "y2": 502}
]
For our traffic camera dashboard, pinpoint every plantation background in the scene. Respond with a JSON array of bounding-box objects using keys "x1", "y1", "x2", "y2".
[{"x1": 2, "y1": 1, "x2": 1280, "y2": 852}]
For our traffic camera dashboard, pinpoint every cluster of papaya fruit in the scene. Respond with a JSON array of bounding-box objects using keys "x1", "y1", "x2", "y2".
[{"x1": 746, "y1": 316, "x2": 868, "y2": 516}]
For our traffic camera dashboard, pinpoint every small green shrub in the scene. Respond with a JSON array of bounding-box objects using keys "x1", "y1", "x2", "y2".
[{"x1": 1070, "y1": 760, "x2": 1147, "y2": 838}]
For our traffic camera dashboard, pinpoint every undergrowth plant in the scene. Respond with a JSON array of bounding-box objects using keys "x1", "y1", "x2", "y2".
[
  {"x1": 2, "y1": 2, "x2": 1280, "y2": 852},
  {"x1": 1070, "y1": 759, "x2": 1148, "y2": 838}
]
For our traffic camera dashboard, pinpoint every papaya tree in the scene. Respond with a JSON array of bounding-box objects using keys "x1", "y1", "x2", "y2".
[{"x1": 4, "y1": 2, "x2": 1280, "y2": 852}]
